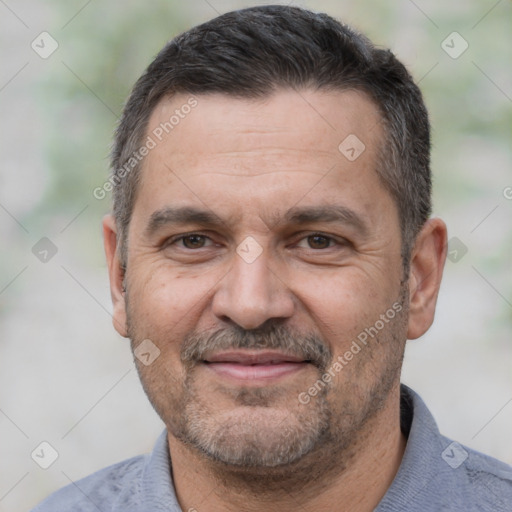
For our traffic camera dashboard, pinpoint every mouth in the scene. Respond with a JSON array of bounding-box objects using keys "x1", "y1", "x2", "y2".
[{"x1": 202, "y1": 350, "x2": 311, "y2": 383}]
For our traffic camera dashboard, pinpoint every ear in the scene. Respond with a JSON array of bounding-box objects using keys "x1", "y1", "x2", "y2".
[
  {"x1": 407, "y1": 218, "x2": 447, "y2": 340},
  {"x1": 103, "y1": 214, "x2": 128, "y2": 337}
]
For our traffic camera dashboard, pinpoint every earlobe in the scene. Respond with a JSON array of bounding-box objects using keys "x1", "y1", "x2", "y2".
[
  {"x1": 406, "y1": 218, "x2": 448, "y2": 340},
  {"x1": 102, "y1": 214, "x2": 128, "y2": 338}
]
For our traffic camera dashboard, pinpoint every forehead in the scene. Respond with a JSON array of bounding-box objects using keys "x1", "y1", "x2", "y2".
[
  {"x1": 146, "y1": 88, "x2": 382, "y2": 172},
  {"x1": 133, "y1": 88, "x2": 393, "y2": 231}
]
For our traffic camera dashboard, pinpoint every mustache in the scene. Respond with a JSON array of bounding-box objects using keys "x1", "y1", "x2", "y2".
[{"x1": 180, "y1": 323, "x2": 332, "y2": 371}]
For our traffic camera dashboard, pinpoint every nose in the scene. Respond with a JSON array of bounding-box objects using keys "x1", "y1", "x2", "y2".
[{"x1": 211, "y1": 244, "x2": 295, "y2": 330}]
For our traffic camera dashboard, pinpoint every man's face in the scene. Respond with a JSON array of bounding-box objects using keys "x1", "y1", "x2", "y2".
[{"x1": 116, "y1": 89, "x2": 409, "y2": 472}]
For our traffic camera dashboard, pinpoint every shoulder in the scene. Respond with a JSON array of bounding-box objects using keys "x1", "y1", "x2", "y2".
[
  {"x1": 454, "y1": 440, "x2": 512, "y2": 511},
  {"x1": 31, "y1": 454, "x2": 147, "y2": 512},
  {"x1": 387, "y1": 386, "x2": 512, "y2": 512}
]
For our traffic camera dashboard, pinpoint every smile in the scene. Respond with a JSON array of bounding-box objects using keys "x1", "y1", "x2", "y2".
[{"x1": 202, "y1": 350, "x2": 311, "y2": 383}]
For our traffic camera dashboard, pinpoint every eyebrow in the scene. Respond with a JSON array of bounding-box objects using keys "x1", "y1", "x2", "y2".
[
  {"x1": 283, "y1": 205, "x2": 369, "y2": 236},
  {"x1": 144, "y1": 204, "x2": 369, "y2": 237},
  {"x1": 145, "y1": 207, "x2": 225, "y2": 237}
]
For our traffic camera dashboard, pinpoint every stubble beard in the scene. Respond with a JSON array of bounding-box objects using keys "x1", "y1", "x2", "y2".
[{"x1": 126, "y1": 285, "x2": 409, "y2": 492}]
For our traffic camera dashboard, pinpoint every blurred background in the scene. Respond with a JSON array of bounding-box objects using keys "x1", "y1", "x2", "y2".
[{"x1": 0, "y1": 1, "x2": 511, "y2": 510}]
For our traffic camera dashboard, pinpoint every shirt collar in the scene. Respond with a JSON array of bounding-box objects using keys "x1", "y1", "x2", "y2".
[
  {"x1": 375, "y1": 384, "x2": 446, "y2": 511},
  {"x1": 121, "y1": 384, "x2": 442, "y2": 511},
  {"x1": 111, "y1": 430, "x2": 181, "y2": 512}
]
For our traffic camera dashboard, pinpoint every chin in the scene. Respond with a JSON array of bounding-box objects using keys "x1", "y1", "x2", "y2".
[{"x1": 179, "y1": 403, "x2": 330, "y2": 469}]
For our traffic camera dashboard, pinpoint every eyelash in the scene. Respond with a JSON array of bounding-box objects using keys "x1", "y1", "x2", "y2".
[
  {"x1": 165, "y1": 232, "x2": 346, "y2": 250},
  {"x1": 169, "y1": 233, "x2": 216, "y2": 249}
]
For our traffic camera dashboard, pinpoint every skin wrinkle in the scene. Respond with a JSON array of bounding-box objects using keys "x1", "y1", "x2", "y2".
[
  {"x1": 143, "y1": 205, "x2": 372, "y2": 247},
  {"x1": 128, "y1": 289, "x2": 408, "y2": 496},
  {"x1": 187, "y1": 169, "x2": 325, "y2": 177},
  {"x1": 104, "y1": 88, "x2": 447, "y2": 512}
]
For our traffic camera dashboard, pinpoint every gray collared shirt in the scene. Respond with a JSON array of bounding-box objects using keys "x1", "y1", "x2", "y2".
[{"x1": 32, "y1": 385, "x2": 512, "y2": 511}]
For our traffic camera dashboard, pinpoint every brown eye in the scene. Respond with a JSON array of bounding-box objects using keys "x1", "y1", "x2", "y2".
[
  {"x1": 307, "y1": 235, "x2": 332, "y2": 249},
  {"x1": 182, "y1": 235, "x2": 207, "y2": 249}
]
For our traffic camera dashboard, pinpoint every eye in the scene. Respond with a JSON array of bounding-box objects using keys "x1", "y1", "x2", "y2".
[
  {"x1": 296, "y1": 234, "x2": 336, "y2": 250},
  {"x1": 175, "y1": 234, "x2": 213, "y2": 249},
  {"x1": 160, "y1": 232, "x2": 222, "y2": 263},
  {"x1": 306, "y1": 234, "x2": 333, "y2": 249}
]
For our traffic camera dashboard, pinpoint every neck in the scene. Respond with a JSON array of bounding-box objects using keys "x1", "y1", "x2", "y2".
[{"x1": 168, "y1": 382, "x2": 406, "y2": 512}]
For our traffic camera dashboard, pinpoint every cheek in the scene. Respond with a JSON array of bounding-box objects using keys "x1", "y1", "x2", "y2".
[
  {"x1": 294, "y1": 269, "x2": 396, "y2": 348},
  {"x1": 127, "y1": 264, "x2": 218, "y2": 335}
]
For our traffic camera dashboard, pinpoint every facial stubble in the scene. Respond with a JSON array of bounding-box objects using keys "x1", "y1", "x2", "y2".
[{"x1": 126, "y1": 283, "x2": 409, "y2": 491}]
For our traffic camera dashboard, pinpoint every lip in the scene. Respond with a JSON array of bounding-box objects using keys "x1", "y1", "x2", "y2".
[
  {"x1": 205, "y1": 350, "x2": 307, "y2": 365},
  {"x1": 203, "y1": 350, "x2": 310, "y2": 383}
]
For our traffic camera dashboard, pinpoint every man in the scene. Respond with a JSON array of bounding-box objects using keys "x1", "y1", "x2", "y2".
[{"x1": 33, "y1": 5, "x2": 512, "y2": 511}]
